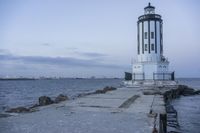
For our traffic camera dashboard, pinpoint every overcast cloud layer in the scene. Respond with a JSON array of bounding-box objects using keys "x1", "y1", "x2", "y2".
[{"x1": 0, "y1": 0, "x2": 200, "y2": 78}]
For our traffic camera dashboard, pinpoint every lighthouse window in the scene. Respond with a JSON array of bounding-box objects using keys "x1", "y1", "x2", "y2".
[
  {"x1": 151, "y1": 44, "x2": 154, "y2": 51},
  {"x1": 151, "y1": 32, "x2": 154, "y2": 39},
  {"x1": 144, "y1": 32, "x2": 148, "y2": 39},
  {"x1": 145, "y1": 44, "x2": 148, "y2": 51}
]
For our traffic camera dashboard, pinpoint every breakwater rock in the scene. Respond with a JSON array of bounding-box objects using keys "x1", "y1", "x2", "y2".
[
  {"x1": 164, "y1": 85, "x2": 199, "y2": 102},
  {"x1": 6, "y1": 107, "x2": 31, "y2": 113},
  {"x1": 5, "y1": 94, "x2": 69, "y2": 113},
  {"x1": 143, "y1": 85, "x2": 199, "y2": 98},
  {"x1": 39, "y1": 96, "x2": 54, "y2": 106},
  {"x1": 94, "y1": 86, "x2": 117, "y2": 94},
  {"x1": 55, "y1": 94, "x2": 69, "y2": 103},
  {"x1": 77, "y1": 86, "x2": 117, "y2": 97}
]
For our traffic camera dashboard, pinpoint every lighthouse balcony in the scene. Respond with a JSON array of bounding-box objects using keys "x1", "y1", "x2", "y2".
[{"x1": 138, "y1": 14, "x2": 162, "y2": 22}]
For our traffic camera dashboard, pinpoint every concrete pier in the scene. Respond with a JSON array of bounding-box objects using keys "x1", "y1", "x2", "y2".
[{"x1": 0, "y1": 86, "x2": 173, "y2": 133}]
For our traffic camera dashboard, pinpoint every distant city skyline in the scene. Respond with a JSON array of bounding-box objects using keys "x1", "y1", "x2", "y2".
[{"x1": 0, "y1": 0, "x2": 200, "y2": 78}]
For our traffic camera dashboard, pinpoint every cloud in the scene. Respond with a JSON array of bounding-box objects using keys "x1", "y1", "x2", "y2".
[
  {"x1": 76, "y1": 51, "x2": 107, "y2": 58},
  {"x1": 0, "y1": 49, "x2": 127, "y2": 77},
  {"x1": 0, "y1": 49, "x2": 10, "y2": 54},
  {"x1": 0, "y1": 53, "x2": 121, "y2": 69},
  {"x1": 64, "y1": 47, "x2": 107, "y2": 58},
  {"x1": 74, "y1": 51, "x2": 107, "y2": 59}
]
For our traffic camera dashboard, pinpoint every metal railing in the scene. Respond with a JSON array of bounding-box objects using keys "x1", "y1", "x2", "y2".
[
  {"x1": 125, "y1": 72, "x2": 175, "y2": 81},
  {"x1": 153, "y1": 72, "x2": 175, "y2": 81},
  {"x1": 138, "y1": 14, "x2": 161, "y2": 20},
  {"x1": 132, "y1": 73, "x2": 145, "y2": 80}
]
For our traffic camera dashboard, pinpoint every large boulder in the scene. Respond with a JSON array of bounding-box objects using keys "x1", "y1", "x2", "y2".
[
  {"x1": 103, "y1": 86, "x2": 117, "y2": 91},
  {"x1": 94, "y1": 86, "x2": 117, "y2": 94},
  {"x1": 195, "y1": 90, "x2": 200, "y2": 95},
  {"x1": 178, "y1": 85, "x2": 195, "y2": 96},
  {"x1": 54, "y1": 94, "x2": 69, "y2": 103},
  {"x1": 182, "y1": 88, "x2": 195, "y2": 96},
  {"x1": 39, "y1": 96, "x2": 54, "y2": 106},
  {"x1": 143, "y1": 90, "x2": 162, "y2": 95},
  {"x1": 95, "y1": 89, "x2": 107, "y2": 94},
  {"x1": 6, "y1": 107, "x2": 30, "y2": 113}
]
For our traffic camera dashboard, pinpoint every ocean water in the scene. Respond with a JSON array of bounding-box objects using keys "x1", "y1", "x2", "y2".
[
  {"x1": 171, "y1": 95, "x2": 200, "y2": 133},
  {"x1": 173, "y1": 78, "x2": 200, "y2": 133},
  {"x1": 177, "y1": 78, "x2": 200, "y2": 90},
  {"x1": 0, "y1": 78, "x2": 122, "y2": 112}
]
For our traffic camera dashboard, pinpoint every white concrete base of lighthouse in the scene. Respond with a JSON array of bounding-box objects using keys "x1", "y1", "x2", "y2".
[{"x1": 132, "y1": 61, "x2": 170, "y2": 80}]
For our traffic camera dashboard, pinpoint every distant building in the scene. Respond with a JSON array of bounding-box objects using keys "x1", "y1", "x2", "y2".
[{"x1": 130, "y1": 3, "x2": 174, "y2": 81}]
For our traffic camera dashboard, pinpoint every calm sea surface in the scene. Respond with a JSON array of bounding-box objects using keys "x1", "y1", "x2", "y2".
[
  {"x1": 0, "y1": 78, "x2": 123, "y2": 112},
  {"x1": 0, "y1": 78, "x2": 199, "y2": 132}
]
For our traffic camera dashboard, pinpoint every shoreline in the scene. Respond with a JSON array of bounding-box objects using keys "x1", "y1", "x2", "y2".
[{"x1": 0, "y1": 78, "x2": 122, "y2": 81}]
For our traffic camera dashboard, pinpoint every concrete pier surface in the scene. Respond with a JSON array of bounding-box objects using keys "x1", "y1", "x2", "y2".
[{"x1": 0, "y1": 86, "x2": 170, "y2": 133}]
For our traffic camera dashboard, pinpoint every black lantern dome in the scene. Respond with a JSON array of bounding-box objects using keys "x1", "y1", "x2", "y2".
[
  {"x1": 144, "y1": 3, "x2": 155, "y2": 14},
  {"x1": 138, "y1": 3, "x2": 162, "y2": 22}
]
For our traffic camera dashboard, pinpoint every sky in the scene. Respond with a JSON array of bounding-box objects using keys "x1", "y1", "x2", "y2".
[{"x1": 0, "y1": 0, "x2": 200, "y2": 78}]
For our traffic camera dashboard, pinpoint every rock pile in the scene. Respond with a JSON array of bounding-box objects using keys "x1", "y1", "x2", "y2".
[
  {"x1": 164, "y1": 85, "x2": 200, "y2": 102},
  {"x1": 77, "y1": 86, "x2": 117, "y2": 97},
  {"x1": 54, "y1": 94, "x2": 69, "y2": 103},
  {"x1": 143, "y1": 85, "x2": 200, "y2": 97},
  {"x1": 6, "y1": 107, "x2": 31, "y2": 113},
  {"x1": 6, "y1": 94, "x2": 69, "y2": 113},
  {"x1": 94, "y1": 86, "x2": 117, "y2": 94},
  {"x1": 39, "y1": 96, "x2": 54, "y2": 106}
]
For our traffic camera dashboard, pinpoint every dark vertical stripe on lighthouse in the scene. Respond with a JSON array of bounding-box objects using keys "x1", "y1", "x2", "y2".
[
  {"x1": 160, "y1": 22, "x2": 162, "y2": 54},
  {"x1": 161, "y1": 22, "x2": 163, "y2": 54},
  {"x1": 148, "y1": 20, "x2": 150, "y2": 53},
  {"x1": 137, "y1": 22, "x2": 140, "y2": 55},
  {"x1": 142, "y1": 21, "x2": 144, "y2": 54},
  {"x1": 155, "y1": 21, "x2": 157, "y2": 53}
]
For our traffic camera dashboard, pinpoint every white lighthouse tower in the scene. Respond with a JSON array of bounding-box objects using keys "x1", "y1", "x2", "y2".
[{"x1": 132, "y1": 3, "x2": 174, "y2": 80}]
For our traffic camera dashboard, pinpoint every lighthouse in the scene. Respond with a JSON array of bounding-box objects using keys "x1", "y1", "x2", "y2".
[{"x1": 131, "y1": 3, "x2": 174, "y2": 80}]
